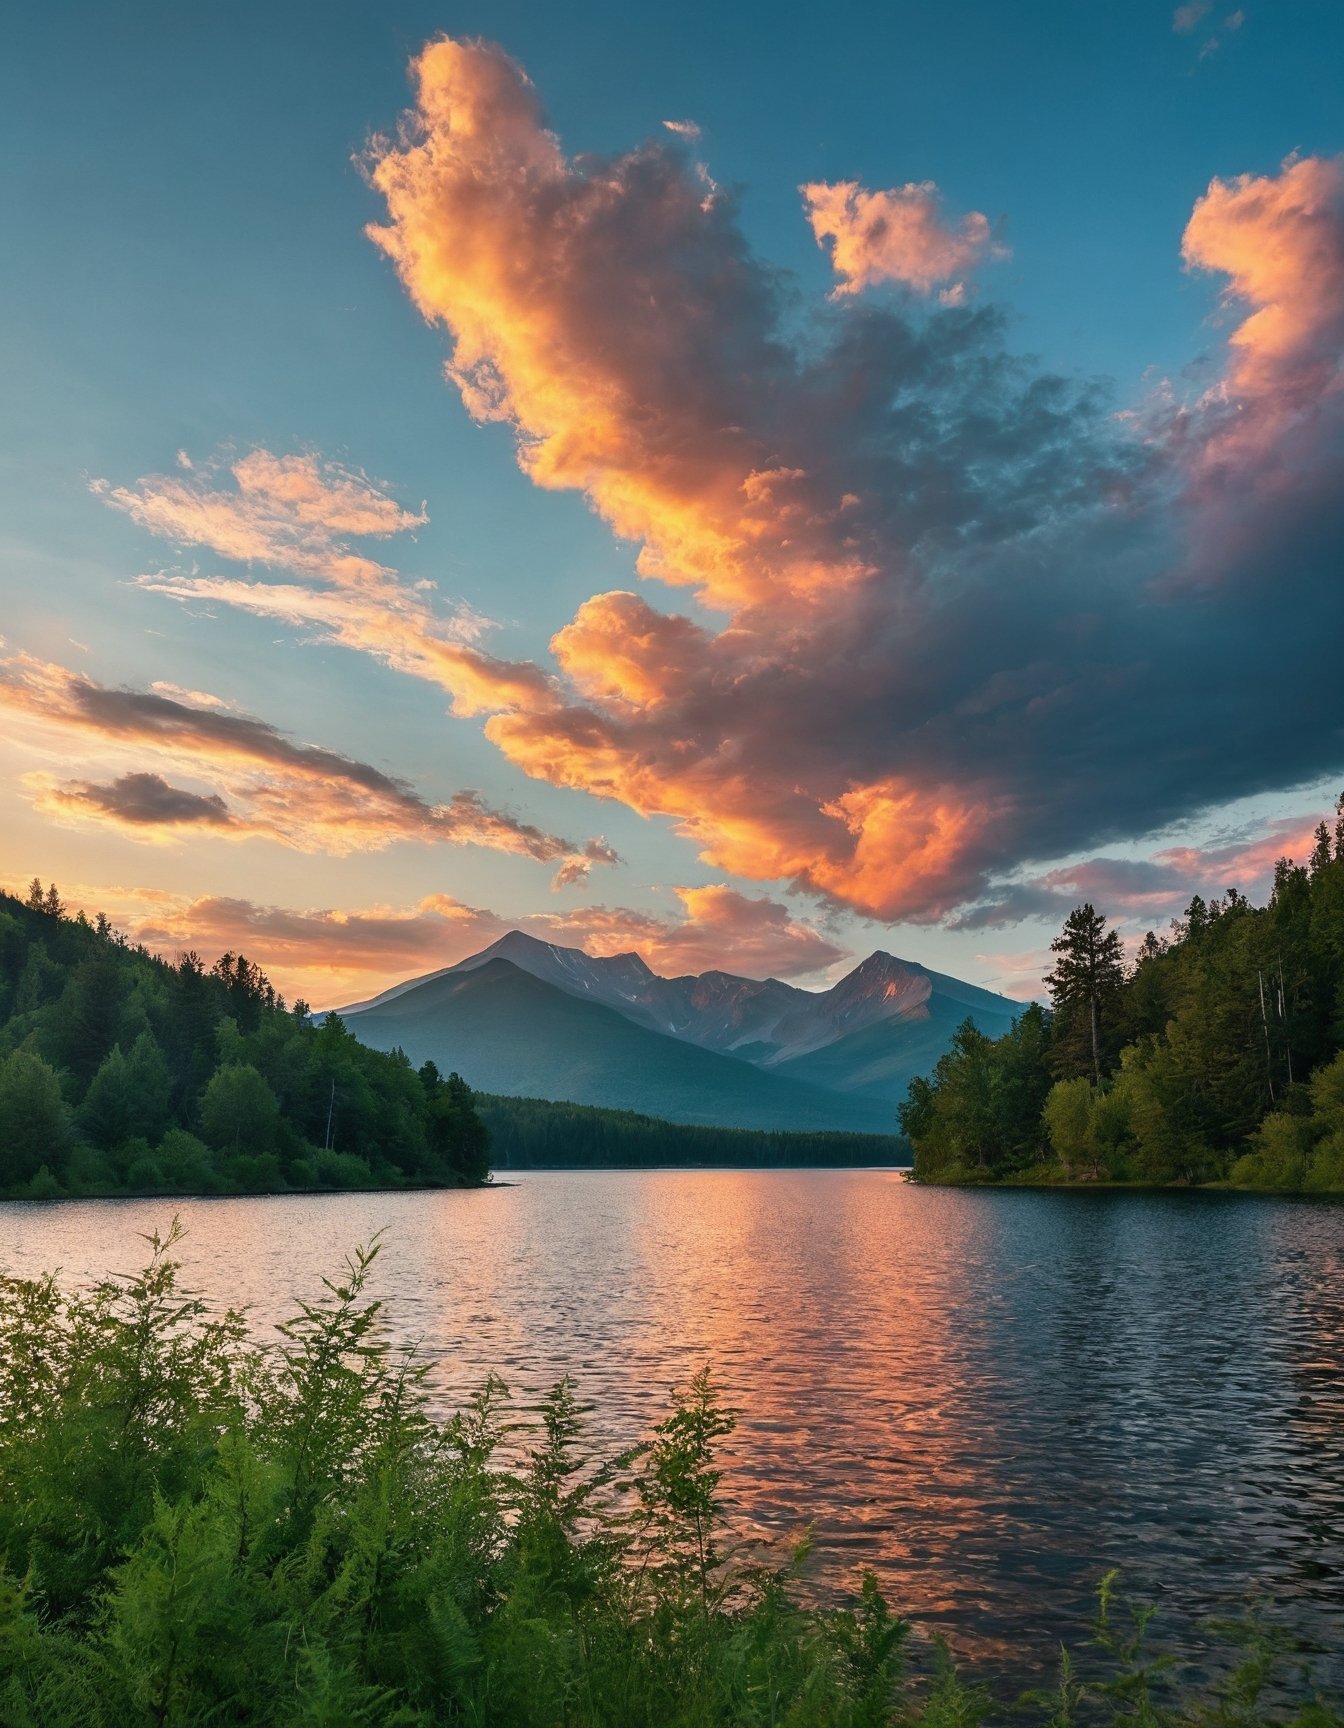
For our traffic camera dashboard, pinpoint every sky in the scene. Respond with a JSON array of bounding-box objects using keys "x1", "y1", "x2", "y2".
[{"x1": 2, "y1": 0, "x2": 1342, "y2": 1006}]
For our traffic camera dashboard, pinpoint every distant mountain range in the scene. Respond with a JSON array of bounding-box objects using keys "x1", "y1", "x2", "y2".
[{"x1": 335, "y1": 930, "x2": 1019, "y2": 1134}]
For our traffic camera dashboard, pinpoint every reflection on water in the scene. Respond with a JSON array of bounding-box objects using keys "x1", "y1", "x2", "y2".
[{"x1": 3, "y1": 1172, "x2": 1342, "y2": 1677}]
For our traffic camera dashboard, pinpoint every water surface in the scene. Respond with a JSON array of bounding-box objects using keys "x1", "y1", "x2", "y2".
[{"x1": 3, "y1": 1171, "x2": 1342, "y2": 1678}]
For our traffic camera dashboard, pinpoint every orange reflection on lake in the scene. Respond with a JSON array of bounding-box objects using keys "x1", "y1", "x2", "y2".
[{"x1": 3, "y1": 1171, "x2": 1342, "y2": 1678}]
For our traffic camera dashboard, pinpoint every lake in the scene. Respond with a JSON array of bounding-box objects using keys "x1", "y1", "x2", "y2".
[{"x1": 3, "y1": 1170, "x2": 1342, "y2": 1682}]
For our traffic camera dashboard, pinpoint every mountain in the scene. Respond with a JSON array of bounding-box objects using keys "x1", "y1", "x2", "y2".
[
  {"x1": 337, "y1": 958, "x2": 897, "y2": 1133},
  {"x1": 336, "y1": 931, "x2": 1020, "y2": 1132}
]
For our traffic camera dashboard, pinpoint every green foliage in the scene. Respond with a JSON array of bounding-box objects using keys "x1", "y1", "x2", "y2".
[
  {"x1": 0, "y1": 1233, "x2": 1335, "y2": 1728},
  {"x1": 480, "y1": 1091, "x2": 905, "y2": 1169},
  {"x1": 899, "y1": 1006, "x2": 1052, "y2": 1180},
  {"x1": 0, "y1": 1047, "x2": 70, "y2": 1183},
  {"x1": 908, "y1": 797, "x2": 1344, "y2": 1190},
  {"x1": 0, "y1": 885, "x2": 491, "y2": 1197},
  {"x1": 1043, "y1": 1077, "x2": 1095, "y2": 1175},
  {"x1": 1231, "y1": 1050, "x2": 1344, "y2": 1191},
  {"x1": 200, "y1": 1061, "x2": 280, "y2": 1155}
]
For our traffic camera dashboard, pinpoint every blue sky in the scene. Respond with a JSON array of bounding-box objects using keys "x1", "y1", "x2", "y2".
[{"x1": 2, "y1": 0, "x2": 1341, "y2": 1002}]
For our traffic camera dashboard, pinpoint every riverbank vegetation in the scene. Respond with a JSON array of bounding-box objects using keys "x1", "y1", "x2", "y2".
[
  {"x1": 902, "y1": 797, "x2": 1344, "y2": 1191},
  {"x1": 0, "y1": 884, "x2": 490, "y2": 1197},
  {"x1": 479, "y1": 1093, "x2": 905, "y2": 1169},
  {"x1": 0, "y1": 1228, "x2": 1337, "y2": 1727}
]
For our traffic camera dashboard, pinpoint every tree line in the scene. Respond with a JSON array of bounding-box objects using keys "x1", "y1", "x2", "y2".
[
  {"x1": 901, "y1": 795, "x2": 1344, "y2": 1189},
  {"x1": 0, "y1": 882, "x2": 490, "y2": 1196},
  {"x1": 479, "y1": 1093, "x2": 905, "y2": 1169}
]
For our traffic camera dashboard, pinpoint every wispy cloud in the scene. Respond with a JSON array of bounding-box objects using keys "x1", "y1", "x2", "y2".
[
  {"x1": 0, "y1": 649, "x2": 616, "y2": 878},
  {"x1": 107, "y1": 447, "x2": 557, "y2": 720},
  {"x1": 947, "y1": 815, "x2": 1326, "y2": 932},
  {"x1": 1173, "y1": 1, "x2": 1213, "y2": 33}
]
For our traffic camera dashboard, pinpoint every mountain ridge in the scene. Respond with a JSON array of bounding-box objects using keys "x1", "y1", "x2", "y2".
[{"x1": 334, "y1": 930, "x2": 1019, "y2": 1131}]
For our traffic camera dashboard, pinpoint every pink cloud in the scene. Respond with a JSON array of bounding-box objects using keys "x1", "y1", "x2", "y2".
[
  {"x1": 948, "y1": 813, "x2": 1329, "y2": 933},
  {"x1": 26, "y1": 879, "x2": 846, "y2": 1005},
  {"x1": 801, "y1": 179, "x2": 1002, "y2": 297},
  {"x1": 1181, "y1": 154, "x2": 1344, "y2": 469}
]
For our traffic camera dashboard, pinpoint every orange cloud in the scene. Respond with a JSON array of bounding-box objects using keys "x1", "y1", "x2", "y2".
[
  {"x1": 530, "y1": 883, "x2": 849, "y2": 978},
  {"x1": 366, "y1": 38, "x2": 878, "y2": 616},
  {"x1": 1181, "y1": 154, "x2": 1344, "y2": 468},
  {"x1": 801, "y1": 179, "x2": 1001, "y2": 297},
  {"x1": 15, "y1": 879, "x2": 845, "y2": 1005}
]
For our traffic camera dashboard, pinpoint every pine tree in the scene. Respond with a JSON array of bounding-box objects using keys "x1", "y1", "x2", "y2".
[{"x1": 1045, "y1": 904, "x2": 1125, "y2": 1086}]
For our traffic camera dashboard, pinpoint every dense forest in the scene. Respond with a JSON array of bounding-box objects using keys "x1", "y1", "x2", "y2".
[
  {"x1": 480, "y1": 1093, "x2": 905, "y2": 1169},
  {"x1": 0, "y1": 884, "x2": 490, "y2": 1197},
  {"x1": 902, "y1": 797, "x2": 1344, "y2": 1190}
]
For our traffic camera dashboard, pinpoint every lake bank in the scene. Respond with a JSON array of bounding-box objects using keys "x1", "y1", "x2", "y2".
[{"x1": 909, "y1": 1163, "x2": 1344, "y2": 1195}]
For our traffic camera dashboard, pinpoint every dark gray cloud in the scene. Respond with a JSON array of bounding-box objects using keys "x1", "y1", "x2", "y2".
[{"x1": 56, "y1": 772, "x2": 233, "y2": 828}]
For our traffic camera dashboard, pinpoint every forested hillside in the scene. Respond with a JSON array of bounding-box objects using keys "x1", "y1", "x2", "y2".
[
  {"x1": 0, "y1": 884, "x2": 490, "y2": 1197},
  {"x1": 479, "y1": 1093, "x2": 906, "y2": 1169},
  {"x1": 902, "y1": 797, "x2": 1344, "y2": 1190}
]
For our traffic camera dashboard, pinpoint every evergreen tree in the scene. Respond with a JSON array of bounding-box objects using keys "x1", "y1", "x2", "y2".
[
  {"x1": 0, "y1": 1048, "x2": 69, "y2": 1184},
  {"x1": 1045, "y1": 904, "x2": 1125, "y2": 1085},
  {"x1": 200, "y1": 1063, "x2": 280, "y2": 1157}
]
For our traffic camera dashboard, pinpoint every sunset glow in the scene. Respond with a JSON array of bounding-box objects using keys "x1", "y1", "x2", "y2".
[{"x1": 3, "y1": 4, "x2": 1340, "y2": 1004}]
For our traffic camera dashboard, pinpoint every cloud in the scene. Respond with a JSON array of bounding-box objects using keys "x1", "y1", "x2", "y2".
[
  {"x1": 35, "y1": 879, "x2": 846, "y2": 1004},
  {"x1": 98, "y1": 449, "x2": 426, "y2": 583},
  {"x1": 150, "y1": 681, "x2": 235, "y2": 710},
  {"x1": 0, "y1": 648, "x2": 615, "y2": 874},
  {"x1": 801, "y1": 179, "x2": 1002, "y2": 297},
  {"x1": 1181, "y1": 154, "x2": 1344, "y2": 469},
  {"x1": 1173, "y1": 0, "x2": 1212, "y2": 31},
  {"x1": 527, "y1": 883, "x2": 850, "y2": 978},
  {"x1": 947, "y1": 815, "x2": 1325, "y2": 932},
  {"x1": 662, "y1": 119, "x2": 701, "y2": 140},
  {"x1": 40, "y1": 772, "x2": 233, "y2": 830},
  {"x1": 110, "y1": 448, "x2": 557, "y2": 721},
  {"x1": 108, "y1": 41, "x2": 1344, "y2": 932}
]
